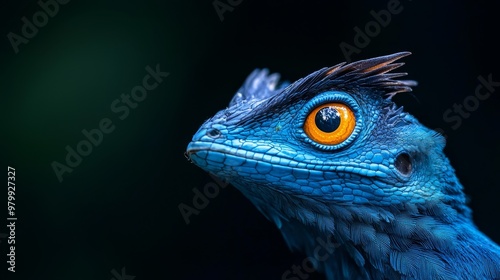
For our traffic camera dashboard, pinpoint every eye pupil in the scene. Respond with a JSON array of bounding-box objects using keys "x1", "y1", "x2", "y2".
[{"x1": 315, "y1": 107, "x2": 341, "y2": 133}]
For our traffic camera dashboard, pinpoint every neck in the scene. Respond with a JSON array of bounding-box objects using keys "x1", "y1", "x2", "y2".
[{"x1": 233, "y1": 183, "x2": 500, "y2": 279}]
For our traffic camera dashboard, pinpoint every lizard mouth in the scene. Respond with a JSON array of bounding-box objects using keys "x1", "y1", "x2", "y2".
[
  {"x1": 186, "y1": 141, "x2": 307, "y2": 169},
  {"x1": 186, "y1": 141, "x2": 392, "y2": 180},
  {"x1": 186, "y1": 140, "x2": 402, "y2": 205}
]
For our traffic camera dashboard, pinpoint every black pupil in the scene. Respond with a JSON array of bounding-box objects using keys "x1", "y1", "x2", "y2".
[{"x1": 315, "y1": 107, "x2": 341, "y2": 133}]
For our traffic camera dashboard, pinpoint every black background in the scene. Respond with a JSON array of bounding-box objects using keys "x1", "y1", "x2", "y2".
[{"x1": 1, "y1": 0, "x2": 499, "y2": 279}]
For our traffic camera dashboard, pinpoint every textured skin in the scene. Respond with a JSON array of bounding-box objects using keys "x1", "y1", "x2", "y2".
[{"x1": 186, "y1": 53, "x2": 500, "y2": 279}]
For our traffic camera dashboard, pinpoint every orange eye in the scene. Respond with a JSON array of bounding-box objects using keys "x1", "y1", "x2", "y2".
[{"x1": 303, "y1": 103, "x2": 356, "y2": 145}]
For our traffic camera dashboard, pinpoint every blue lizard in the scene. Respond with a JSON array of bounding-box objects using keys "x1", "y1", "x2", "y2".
[{"x1": 186, "y1": 52, "x2": 500, "y2": 279}]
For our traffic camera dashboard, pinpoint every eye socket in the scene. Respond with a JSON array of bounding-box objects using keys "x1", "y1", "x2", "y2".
[{"x1": 303, "y1": 103, "x2": 356, "y2": 145}]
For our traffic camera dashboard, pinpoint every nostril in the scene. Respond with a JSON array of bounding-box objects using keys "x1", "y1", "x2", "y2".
[
  {"x1": 395, "y1": 153, "x2": 412, "y2": 176},
  {"x1": 207, "y1": 128, "x2": 221, "y2": 138}
]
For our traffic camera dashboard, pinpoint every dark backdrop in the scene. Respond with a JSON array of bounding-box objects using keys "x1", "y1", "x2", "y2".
[{"x1": 1, "y1": 0, "x2": 499, "y2": 279}]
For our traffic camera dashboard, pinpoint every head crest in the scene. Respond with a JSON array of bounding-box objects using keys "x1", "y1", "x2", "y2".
[
  {"x1": 230, "y1": 52, "x2": 417, "y2": 125},
  {"x1": 283, "y1": 52, "x2": 417, "y2": 99}
]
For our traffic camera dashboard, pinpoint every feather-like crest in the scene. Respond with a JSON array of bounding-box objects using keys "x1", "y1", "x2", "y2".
[
  {"x1": 283, "y1": 52, "x2": 417, "y2": 99},
  {"x1": 232, "y1": 52, "x2": 417, "y2": 124}
]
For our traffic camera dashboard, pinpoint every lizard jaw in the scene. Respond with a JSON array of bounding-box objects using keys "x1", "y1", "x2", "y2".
[{"x1": 186, "y1": 140, "x2": 397, "y2": 205}]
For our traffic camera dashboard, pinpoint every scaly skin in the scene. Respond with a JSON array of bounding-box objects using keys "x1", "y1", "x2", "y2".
[{"x1": 186, "y1": 53, "x2": 500, "y2": 279}]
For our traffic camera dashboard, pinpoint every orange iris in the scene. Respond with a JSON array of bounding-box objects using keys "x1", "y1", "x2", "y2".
[{"x1": 303, "y1": 103, "x2": 356, "y2": 145}]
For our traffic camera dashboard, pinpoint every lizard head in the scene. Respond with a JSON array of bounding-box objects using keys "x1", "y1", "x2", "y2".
[
  {"x1": 185, "y1": 51, "x2": 500, "y2": 280},
  {"x1": 186, "y1": 52, "x2": 468, "y2": 233}
]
